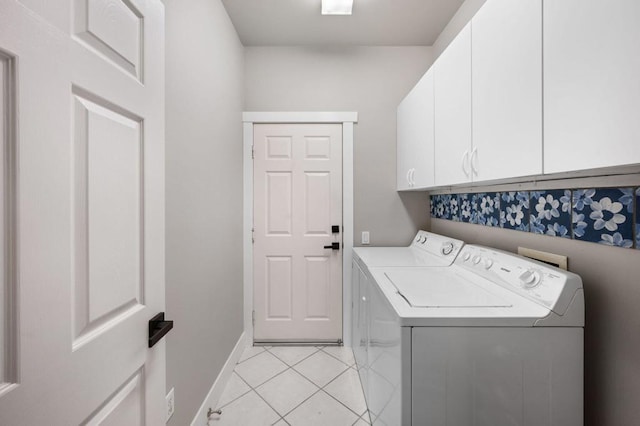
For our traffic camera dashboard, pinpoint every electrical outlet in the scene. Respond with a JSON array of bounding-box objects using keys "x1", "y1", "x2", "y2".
[
  {"x1": 362, "y1": 231, "x2": 370, "y2": 245},
  {"x1": 166, "y1": 388, "x2": 175, "y2": 421}
]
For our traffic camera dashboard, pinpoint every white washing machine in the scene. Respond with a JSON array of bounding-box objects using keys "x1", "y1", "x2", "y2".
[
  {"x1": 351, "y1": 231, "x2": 464, "y2": 411},
  {"x1": 366, "y1": 244, "x2": 584, "y2": 426},
  {"x1": 353, "y1": 230, "x2": 464, "y2": 269}
]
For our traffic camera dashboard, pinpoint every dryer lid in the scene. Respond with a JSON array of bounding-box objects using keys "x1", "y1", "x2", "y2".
[{"x1": 385, "y1": 269, "x2": 512, "y2": 308}]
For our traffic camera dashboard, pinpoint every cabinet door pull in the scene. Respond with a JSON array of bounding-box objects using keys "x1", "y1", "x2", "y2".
[
  {"x1": 461, "y1": 150, "x2": 470, "y2": 176},
  {"x1": 406, "y1": 169, "x2": 412, "y2": 186},
  {"x1": 471, "y1": 147, "x2": 479, "y2": 176},
  {"x1": 409, "y1": 168, "x2": 416, "y2": 186}
]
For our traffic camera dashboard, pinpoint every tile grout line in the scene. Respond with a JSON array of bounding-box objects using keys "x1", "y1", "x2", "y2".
[
  {"x1": 236, "y1": 346, "x2": 267, "y2": 365},
  {"x1": 319, "y1": 347, "x2": 357, "y2": 367},
  {"x1": 233, "y1": 346, "x2": 367, "y2": 424},
  {"x1": 320, "y1": 387, "x2": 367, "y2": 420},
  {"x1": 279, "y1": 388, "x2": 325, "y2": 421},
  {"x1": 265, "y1": 346, "x2": 322, "y2": 368},
  {"x1": 233, "y1": 362, "x2": 294, "y2": 424},
  {"x1": 269, "y1": 347, "x2": 364, "y2": 421},
  {"x1": 237, "y1": 348, "x2": 327, "y2": 422},
  {"x1": 266, "y1": 347, "x2": 347, "y2": 420},
  {"x1": 300, "y1": 347, "x2": 366, "y2": 419},
  {"x1": 315, "y1": 348, "x2": 366, "y2": 419}
]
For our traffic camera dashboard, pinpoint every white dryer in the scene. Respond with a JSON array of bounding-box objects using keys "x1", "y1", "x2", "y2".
[
  {"x1": 367, "y1": 245, "x2": 584, "y2": 426},
  {"x1": 351, "y1": 231, "x2": 464, "y2": 410}
]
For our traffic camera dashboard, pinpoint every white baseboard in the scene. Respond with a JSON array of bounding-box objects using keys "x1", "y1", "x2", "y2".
[{"x1": 190, "y1": 332, "x2": 248, "y2": 426}]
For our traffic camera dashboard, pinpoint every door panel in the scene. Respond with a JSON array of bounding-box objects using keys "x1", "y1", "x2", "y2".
[
  {"x1": 266, "y1": 172, "x2": 292, "y2": 235},
  {"x1": 304, "y1": 256, "x2": 330, "y2": 318},
  {"x1": 73, "y1": 90, "x2": 144, "y2": 347},
  {"x1": 0, "y1": 0, "x2": 165, "y2": 424},
  {"x1": 305, "y1": 172, "x2": 331, "y2": 234},
  {"x1": 254, "y1": 123, "x2": 343, "y2": 342},
  {"x1": 73, "y1": 0, "x2": 144, "y2": 80},
  {"x1": 266, "y1": 256, "x2": 293, "y2": 319},
  {"x1": 81, "y1": 369, "x2": 145, "y2": 425}
]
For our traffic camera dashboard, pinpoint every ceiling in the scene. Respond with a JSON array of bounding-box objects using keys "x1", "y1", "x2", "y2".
[{"x1": 221, "y1": 0, "x2": 465, "y2": 46}]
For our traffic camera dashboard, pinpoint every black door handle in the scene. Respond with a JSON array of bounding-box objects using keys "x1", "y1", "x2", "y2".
[
  {"x1": 149, "y1": 312, "x2": 174, "y2": 348},
  {"x1": 324, "y1": 242, "x2": 340, "y2": 250}
]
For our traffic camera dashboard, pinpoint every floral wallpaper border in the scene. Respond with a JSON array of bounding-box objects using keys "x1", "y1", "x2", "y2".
[{"x1": 430, "y1": 187, "x2": 640, "y2": 250}]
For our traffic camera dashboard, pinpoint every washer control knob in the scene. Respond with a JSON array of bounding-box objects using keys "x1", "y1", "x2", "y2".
[
  {"x1": 441, "y1": 242, "x2": 454, "y2": 255},
  {"x1": 519, "y1": 269, "x2": 540, "y2": 288},
  {"x1": 472, "y1": 255, "x2": 482, "y2": 265},
  {"x1": 484, "y1": 259, "x2": 494, "y2": 269},
  {"x1": 463, "y1": 252, "x2": 471, "y2": 261}
]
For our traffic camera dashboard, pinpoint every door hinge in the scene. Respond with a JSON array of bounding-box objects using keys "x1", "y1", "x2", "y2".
[
  {"x1": 251, "y1": 145, "x2": 255, "y2": 159},
  {"x1": 252, "y1": 310, "x2": 255, "y2": 326},
  {"x1": 252, "y1": 227, "x2": 255, "y2": 244}
]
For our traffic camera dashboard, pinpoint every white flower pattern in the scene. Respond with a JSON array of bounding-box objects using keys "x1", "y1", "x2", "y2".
[
  {"x1": 572, "y1": 211, "x2": 587, "y2": 238},
  {"x1": 589, "y1": 197, "x2": 625, "y2": 232},
  {"x1": 573, "y1": 188, "x2": 634, "y2": 249},
  {"x1": 531, "y1": 190, "x2": 570, "y2": 238},
  {"x1": 600, "y1": 232, "x2": 633, "y2": 248},
  {"x1": 505, "y1": 204, "x2": 524, "y2": 227},
  {"x1": 535, "y1": 194, "x2": 560, "y2": 220}
]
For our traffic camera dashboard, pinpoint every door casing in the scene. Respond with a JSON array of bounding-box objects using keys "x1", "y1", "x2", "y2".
[{"x1": 242, "y1": 112, "x2": 358, "y2": 346}]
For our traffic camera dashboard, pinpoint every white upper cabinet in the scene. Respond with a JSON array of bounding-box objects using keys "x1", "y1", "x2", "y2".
[
  {"x1": 544, "y1": 0, "x2": 640, "y2": 174},
  {"x1": 434, "y1": 23, "x2": 472, "y2": 186},
  {"x1": 472, "y1": 0, "x2": 542, "y2": 181},
  {"x1": 397, "y1": 68, "x2": 435, "y2": 190}
]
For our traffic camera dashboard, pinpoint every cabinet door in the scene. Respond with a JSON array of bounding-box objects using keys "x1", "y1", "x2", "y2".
[
  {"x1": 397, "y1": 95, "x2": 413, "y2": 190},
  {"x1": 472, "y1": 0, "x2": 542, "y2": 181},
  {"x1": 397, "y1": 68, "x2": 435, "y2": 190},
  {"x1": 544, "y1": 0, "x2": 640, "y2": 173},
  {"x1": 434, "y1": 23, "x2": 472, "y2": 186}
]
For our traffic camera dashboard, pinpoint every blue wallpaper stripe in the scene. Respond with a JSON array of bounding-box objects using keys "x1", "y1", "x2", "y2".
[{"x1": 431, "y1": 187, "x2": 639, "y2": 250}]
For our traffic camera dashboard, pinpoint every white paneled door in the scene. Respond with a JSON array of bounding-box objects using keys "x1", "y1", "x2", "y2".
[
  {"x1": 253, "y1": 124, "x2": 343, "y2": 342},
  {"x1": 0, "y1": 0, "x2": 166, "y2": 425}
]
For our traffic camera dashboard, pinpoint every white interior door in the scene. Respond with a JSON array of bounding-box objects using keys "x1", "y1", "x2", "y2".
[
  {"x1": 0, "y1": 0, "x2": 166, "y2": 424},
  {"x1": 253, "y1": 123, "x2": 343, "y2": 342}
]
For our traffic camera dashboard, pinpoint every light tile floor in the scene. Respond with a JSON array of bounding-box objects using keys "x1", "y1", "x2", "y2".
[{"x1": 209, "y1": 346, "x2": 370, "y2": 426}]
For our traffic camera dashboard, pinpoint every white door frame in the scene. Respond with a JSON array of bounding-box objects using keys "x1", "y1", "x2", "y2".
[{"x1": 243, "y1": 112, "x2": 358, "y2": 346}]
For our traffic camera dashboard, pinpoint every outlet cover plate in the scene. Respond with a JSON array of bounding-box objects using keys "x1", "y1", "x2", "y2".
[
  {"x1": 362, "y1": 231, "x2": 370, "y2": 245},
  {"x1": 166, "y1": 387, "x2": 175, "y2": 421}
]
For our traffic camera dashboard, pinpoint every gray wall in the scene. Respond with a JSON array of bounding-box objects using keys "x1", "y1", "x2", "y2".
[
  {"x1": 432, "y1": 0, "x2": 486, "y2": 58},
  {"x1": 165, "y1": 1, "x2": 244, "y2": 425},
  {"x1": 245, "y1": 46, "x2": 432, "y2": 246}
]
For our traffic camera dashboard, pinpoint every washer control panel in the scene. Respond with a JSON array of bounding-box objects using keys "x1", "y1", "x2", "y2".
[
  {"x1": 410, "y1": 231, "x2": 464, "y2": 261},
  {"x1": 456, "y1": 245, "x2": 582, "y2": 315}
]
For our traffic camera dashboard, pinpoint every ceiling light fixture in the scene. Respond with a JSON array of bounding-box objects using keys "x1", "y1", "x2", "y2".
[{"x1": 321, "y1": 0, "x2": 353, "y2": 15}]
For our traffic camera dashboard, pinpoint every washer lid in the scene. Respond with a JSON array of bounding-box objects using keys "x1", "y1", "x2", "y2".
[{"x1": 385, "y1": 269, "x2": 512, "y2": 308}]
